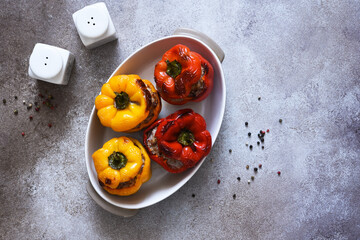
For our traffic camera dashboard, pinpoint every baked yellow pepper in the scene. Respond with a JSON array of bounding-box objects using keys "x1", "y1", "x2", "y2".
[
  {"x1": 92, "y1": 136, "x2": 151, "y2": 196},
  {"x1": 95, "y1": 74, "x2": 161, "y2": 132}
]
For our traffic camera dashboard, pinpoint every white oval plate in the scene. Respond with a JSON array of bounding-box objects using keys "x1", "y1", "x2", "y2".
[{"x1": 85, "y1": 30, "x2": 226, "y2": 210}]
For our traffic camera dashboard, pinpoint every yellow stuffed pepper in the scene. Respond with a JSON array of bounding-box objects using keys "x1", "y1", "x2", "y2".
[
  {"x1": 92, "y1": 137, "x2": 151, "y2": 196},
  {"x1": 95, "y1": 74, "x2": 161, "y2": 132}
]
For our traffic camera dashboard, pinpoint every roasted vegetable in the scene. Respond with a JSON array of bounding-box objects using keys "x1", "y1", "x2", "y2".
[
  {"x1": 95, "y1": 74, "x2": 161, "y2": 132},
  {"x1": 154, "y1": 44, "x2": 214, "y2": 105},
  {"x1": 143, "y1": 109, "x2": 212, "y2": 173},
  {"x1": 92, "y1": 137, "x2": 151, "y2": 196}
]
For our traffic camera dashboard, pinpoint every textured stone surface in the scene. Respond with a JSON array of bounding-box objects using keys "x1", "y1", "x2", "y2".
[{"x1": 1, "y1": 0, "x2": 360, "y2": 239}]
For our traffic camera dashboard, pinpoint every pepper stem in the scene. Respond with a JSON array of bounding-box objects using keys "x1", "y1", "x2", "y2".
[
  {"x1": 108, "y1": 151, "x2": 128, "y2": 170},
  {"x1": 114, "y1": 91, "x2": 130, "y2": 110},
  {"x1": 177, "y1": 129, "x2": 195, "y2": 146},
  {"x1": 166, "y1": 60, "x2": 182, "y2": 78}
]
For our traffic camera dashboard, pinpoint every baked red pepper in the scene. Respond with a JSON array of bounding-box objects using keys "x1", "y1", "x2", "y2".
[
  {"x1": 143, "y1": 109, "x2": 212, "y2": 173},
  {"x1": 154, "y1": 44, "x2": 214, "y2": 105}
]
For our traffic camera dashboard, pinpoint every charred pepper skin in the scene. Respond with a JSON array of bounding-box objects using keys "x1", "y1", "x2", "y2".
[
  {"x1": 95, "y1": 74, "x2": 161, "y2": 132},
  {"x1": 92, "y1": 137, "x2": 151, "y2": 196},
  {"x1": 143, "y1": 109, "x2": 212, "y2": 173},
  {"x1": 154, "y1": 44, "x2": 214, "y2": 105},
  {"x1": 190, "y1": 52, "x2": 214, "y2": 102}
]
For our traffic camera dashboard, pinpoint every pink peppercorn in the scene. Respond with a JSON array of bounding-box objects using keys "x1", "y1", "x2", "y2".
[
  {"x1": 277, "y1": 171, "x2": 281, "y2": 176},
  {"x1": 48, "y1": 123, "x2": 52, "y2": 128},
  {"x1": 29, "y1": 116, "x2": 33, "y2": 120},
  {"x1": 21, "y1": 132, "x2": 25, "y2": 136},
  {"x1": 266, "y1": 129, "x2": 269, "y2": 133},
  {"x1": 217, "y1": 179, "x2": 220, "y2": 184}
]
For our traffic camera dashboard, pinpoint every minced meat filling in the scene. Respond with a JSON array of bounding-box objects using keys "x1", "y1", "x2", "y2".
[
  {"x1": 146, "y1": 125, "x2": 184, "y2": 170},
  {"x1": 189, "y1": 66, "x2": 205, "y2": 97}
]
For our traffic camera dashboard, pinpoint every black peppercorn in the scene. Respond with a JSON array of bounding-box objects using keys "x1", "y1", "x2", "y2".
[
  {"x1": 192, "y1": 194, "x2": 195, "y2": 198},
  {"x1": 279, "y1": 119, "x2": 283, "y2": 123},
  {"x1": 249, "y1": 145, "x2": 253, "y2": 150},
  {"x1": 237, "y1": 177, "x2": 241, "y2": 181},
  {"x1": 254, "y1": 167, "x2": 258, "y2": 172},
  {"x1": 233, "y1": 194, "x2": 236, "y2": 199},
  {"x1": 248, "y1": 132, "x2": 251, "y2": 137},
  {"x1": 257, "y1": 141, "x2": 260, "y2": 145},
  {"x1": 245, "y1": 122, "x2": 248, "y2": 127},
  {"x1": 2, "y1": 99, "x2": 6, "y2": 104}
]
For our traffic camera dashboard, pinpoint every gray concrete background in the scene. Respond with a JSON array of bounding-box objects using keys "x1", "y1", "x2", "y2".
[{"x1": 1, "y1": 0, "x2": 359, "y2": 239}]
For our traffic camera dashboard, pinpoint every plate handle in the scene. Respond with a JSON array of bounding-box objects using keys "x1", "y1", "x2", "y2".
[
  {"x1": 86, "y1": 180, "x2": 138, "y2": 217},
  {"x1": 173, "y1": 28, "x2": 225, "y2": 63}
]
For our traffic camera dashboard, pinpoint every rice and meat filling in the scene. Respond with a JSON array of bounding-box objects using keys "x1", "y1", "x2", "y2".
[
  {"x1": 146, "y1": 126, "x2": 184, "y2": 170},
  {"x1": 189, "y1": 66, "x2": 206, "y2": 98}
]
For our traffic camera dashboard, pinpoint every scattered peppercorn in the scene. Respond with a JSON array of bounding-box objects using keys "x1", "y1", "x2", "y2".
[
  {"x1": 209, "y1": 206, "x2": 212, "y2": 210},
  {"x1": 21, "y1": 132, "x2": 25, "y2": 136},
  {"x1": 251, "y1": 176, "x2": 255, "y2": 181},
  {"x1": 48, "y1": 123, "x2": 52, "y2": 128},
  {"x1": 245, "y1": 122, "x2": 248, "y2": 127},
  {"x1": 23, "y1": 100, "x2": 26, "y2": 104},
  {"x1": 279, "y1": 119, "x2": 283, "y2": 123},
  {"x1": 233, "y1": 194, "x2": 236, "y2": 200},
  {"x1": 35, "y1": 107, "x2": 40, "y2": 112},
  {"x1": 254, "y1": 167, "x2": 258, "y2": 172},
  {"x1": 248, "y1": 132, "x2": 251, "y2": 137},
  {"x1": 38, "y1": 93, "x2": 44, "y2": 98},
  {"x1": 229, "y1": 149, "x2": 232, "y2": 153},
  {"x1": 14, "y1": 110, "x2": 18, "y2": 115},
  {"x1": 249, "y1": 145, "x2": 253, "y2": 150},
  {"x1": 257, "y1": 141, "x2": 260, "y2": 145},
  {"x1": 14, "y1": 96, "x2": 18, "y2": 100},
  {"x1": 246, "y1": 165, "x2": 249, "y2": 170},
  {"x1": 262, "y1": 146, "x2": 264, "y2": 150},
  {"x1": 258, "y1": 97, "x2": 261, "y2": 101},
  {"x1": 277, "y1": 171, "x2": 281, "y2": 176},
  {"x1": 248, "y1": 180, "x2": 251, "y2": 184},
  {"x1": 245, "y1": 142, "x2": 249, "y2": 146},
  {"x1": 27, "y1": 103, "x2": 32, "y2": 110},
  {"x1": 259, "y1": 164, "x2": 262, "y2": 168},
  {"x1": 192, "y1": 194, "x2": 195, "y2": 198},
  {"x1": 29, "y1": 116, "x2": 33, "y2": 120},
  {"x1": 2, "y1": 99, "x2": 6, "y2": 104},
  {"x1": 237, "y1": 177, "x2": 241, "y2": 181},
  {"x1": 266, "y1": 129, "x2": 270, "y2": 133},
  {"x1": 261, "y1": 138, "x2": 264, "y2": 143},
  {"x1": 217, "y1": 179, "x2": 220, "y2": 184}
]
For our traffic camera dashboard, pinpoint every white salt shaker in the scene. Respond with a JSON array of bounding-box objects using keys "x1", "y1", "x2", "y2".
[
  {"x1": 28, "y1": 43, "x2": 75, "y2": 85},
  {"x1": 73, "y1": 2, "x2": 117, "y2": 49}
]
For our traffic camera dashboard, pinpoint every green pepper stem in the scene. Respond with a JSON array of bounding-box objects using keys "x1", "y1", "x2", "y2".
[
  {"x1": 177, "y1": 129, "x2": 195, "y2": 146},
  {"x1": 166, "y1": 60, "x2": 182, "y2": 79},
  {"x1": 108, "y1": 151, "x2": 128, "y2": 170},
  {"x1": 114, "y1": 91, "x2": 130, "y2": 110}
]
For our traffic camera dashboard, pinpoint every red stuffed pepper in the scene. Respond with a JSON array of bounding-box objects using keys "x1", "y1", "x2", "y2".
[
  {"x1": 154, "y1": 44, "x2": 214, "y2": 105},
  {"x1": 143, "y1": 109, "x2": 212, "y2": 173}
]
